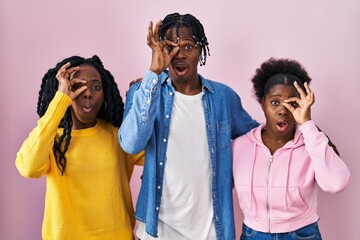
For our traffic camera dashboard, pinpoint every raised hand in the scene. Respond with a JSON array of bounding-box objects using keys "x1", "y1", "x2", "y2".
[
  {"x1": 283, "y1": 81, "x2": 315, "y2": 124},
  {"x1": 147, "y1": 20, "x2": 179, "y2": 74},
  {"x1": 55, "y1": 62, "x2": 87, "y2": 100}
]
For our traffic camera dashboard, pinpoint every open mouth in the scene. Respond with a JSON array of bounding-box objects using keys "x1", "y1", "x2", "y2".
[
  {"x1": 173, "y1": 62, "x2": 188, "y2": 75},
  {"x1": 82, "y1": 104, "x2": 93, "y2": 113},
  {"x1": 276, "y1": 120, "x2": 288, "y2": 132},
  {"x1": 176, "y1": 66, "x2": 187, "y2": 72}
]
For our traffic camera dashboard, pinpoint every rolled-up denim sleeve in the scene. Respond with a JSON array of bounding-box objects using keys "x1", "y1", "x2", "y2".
[{"x1": 118, "y1": 70, "x2": 161, "y2": 154}]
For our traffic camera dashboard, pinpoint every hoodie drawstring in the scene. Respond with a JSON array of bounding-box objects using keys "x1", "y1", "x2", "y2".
[
  {"x1": 284, "y1": 148, "x2": 294, "y2": 211},
  {"x1": 249, "y1": 142, "x2": 257, "y2": 213}
]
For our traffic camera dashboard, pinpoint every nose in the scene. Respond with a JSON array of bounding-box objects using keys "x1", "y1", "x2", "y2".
[
  {"x1": 82, "y1": 88, "x2": 93, "y2": 100},
  {"x1": 278, "y1": 104, "x2": 288, "y2": 115},
  {"x1": 175, "y1": 47, "x2": 186, "y2": 59}
]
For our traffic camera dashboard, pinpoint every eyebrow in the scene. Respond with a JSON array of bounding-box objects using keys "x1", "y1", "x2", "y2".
[
  {"x1": 167, "y1": 37, "x2": 195, "y2": 42},
  {"x1": 269, "y1": 94, "x2": 297, "y2": 98},
  {"x1": 90, "y1": 79, "x2": 101, "y2": 83},
  {"x1": 76, "y1": 78, "x2": 101, "y2": 83}
]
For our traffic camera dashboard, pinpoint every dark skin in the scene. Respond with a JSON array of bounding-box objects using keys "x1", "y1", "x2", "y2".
[
  {"x1": 261, "y1": 81, "x2": 314, "y2": 154},
  {"x1": 55, "y1": 62, "x2": 104, "y2": 130},
  {"x1": 147, "y1": 20, "x2": 202, "y2": 95},
  {"x1": 146, "y1": 21, "x2": 340, "y2": 155}
]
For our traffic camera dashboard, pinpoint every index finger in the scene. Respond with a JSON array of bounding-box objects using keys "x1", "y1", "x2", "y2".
[
  {"x1": 163, "y1": 39, "x2": 180, "y2": 57},
  {"x1": 73, "y1": 86, "x2": 88, "y2": 99},
  {"x1": 69, "y1": 77, "x2": 86, "y2": 86}
]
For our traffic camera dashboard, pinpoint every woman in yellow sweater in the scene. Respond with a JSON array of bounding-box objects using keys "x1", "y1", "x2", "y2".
[{"x1": 16, "y1": 55, "x2": 144, "y2": 240}]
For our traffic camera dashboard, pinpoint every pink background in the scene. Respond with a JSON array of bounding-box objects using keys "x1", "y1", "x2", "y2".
[{"x1": 1, "y1": 0, "x2": 359, "y2": 239}]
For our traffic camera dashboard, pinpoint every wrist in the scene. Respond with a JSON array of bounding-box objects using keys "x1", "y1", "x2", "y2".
[{"x1": 149, "y1": 68, "x2": 162, "y2": 75}]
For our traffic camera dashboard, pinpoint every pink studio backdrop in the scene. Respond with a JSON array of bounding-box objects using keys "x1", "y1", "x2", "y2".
[{"x1": 1, "y1": 1, "x2": 359, "y2": 239}]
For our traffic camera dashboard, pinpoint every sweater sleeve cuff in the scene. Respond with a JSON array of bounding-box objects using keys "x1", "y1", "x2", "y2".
[
  {"x1": 44, "y1": 91, "x2": 72, "y2": 121},
  {"x1": 53, "y1": 91, "x2": 72, "y2": 107},
  {"x1": 298, "y1": 120, "x2": 319, "y2": 136}
]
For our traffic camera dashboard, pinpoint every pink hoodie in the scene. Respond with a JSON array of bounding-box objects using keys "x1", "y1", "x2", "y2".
[{"x1": 232, "y1": 120, "x2": 351, "y2": 233}]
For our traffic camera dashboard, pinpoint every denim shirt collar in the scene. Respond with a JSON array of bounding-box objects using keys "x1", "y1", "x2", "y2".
[{"x1": 160, "y1": 70, "x2": 214, "y2": 93}]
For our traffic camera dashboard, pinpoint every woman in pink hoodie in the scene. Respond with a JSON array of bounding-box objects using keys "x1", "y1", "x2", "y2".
[{"x1": 232, "y1": 58, "x2": 351, "y2": 240}]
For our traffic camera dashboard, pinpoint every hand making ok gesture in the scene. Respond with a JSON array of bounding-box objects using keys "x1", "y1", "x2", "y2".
[
  {"x1": 147, "y1": 20, "x2": 179, "y2": 74},
  {"x1": 283, "y1": 81, "x2": 315, "y2": 125},
  {"x1": 55, "y1": 62, "x2": 87, "y2": 100}
]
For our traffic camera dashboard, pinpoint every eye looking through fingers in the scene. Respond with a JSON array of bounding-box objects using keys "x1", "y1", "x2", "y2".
[
  {"x1": 289, "y1": 101, "x2": 298, "y2": 108},
  {"x1": 167, "y1": 45, "x2": 175, "y2": 52}
]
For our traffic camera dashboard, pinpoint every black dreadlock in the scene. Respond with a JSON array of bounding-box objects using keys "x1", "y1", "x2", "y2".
[
  {"x1": 251, "y1": 58, "x2": 312, "y2": 104},
  {"x1": 37, "y1": 55, "x2": 124, "y2": 175},
  {"x1": 159, "y1": 13, "x2": 210, "y2": 66}
]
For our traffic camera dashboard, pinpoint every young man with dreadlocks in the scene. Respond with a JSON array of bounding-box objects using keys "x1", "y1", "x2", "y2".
[
  {"x1": 16, "y1": 55, "x2": 144, "y2": 240},
  {"x1": 118, "y1": 13, "x2": 258, "y2": 239}
]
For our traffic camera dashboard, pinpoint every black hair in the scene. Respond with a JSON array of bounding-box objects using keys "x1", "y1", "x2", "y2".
[
  {"x1": 37, "y1": 55, "x2": 124, "y2": 175},
  {"x1": 251, "y1": 58, "x2": 312, "y2": 103},
  {"x1": 159, "y1": 13, "x2": 210, "y2": 66}
]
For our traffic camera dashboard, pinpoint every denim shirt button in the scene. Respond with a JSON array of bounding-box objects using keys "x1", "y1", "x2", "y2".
[
  {"x1": 156, "y1": 207, "x2": 159, "y2": 211},
  {"x1": 147, "y1": 99, "x2": 150, "y2": 104},
  {"x1": 152, "y1": 79, "x2": 157, "y2": 84},
  {"x1": 163, "y1": 139, "x2": 167, "y2": 142},
  {"x1": 165, "y1": 114, "x2": 170, "y2": 118},
  {"x1": 169, "y1": 92, "x2": 173, "y2": 96},
  {"x1": 157, "y1": 185, "x2": 161, "y2": 189},
  {"x1": 159, "y1": 162, "x2": 163, "y2": 166}
]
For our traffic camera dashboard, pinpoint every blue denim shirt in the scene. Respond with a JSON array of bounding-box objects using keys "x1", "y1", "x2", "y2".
[{"x1": 118, "y1": 70, "x2": 258, "y2": 239}]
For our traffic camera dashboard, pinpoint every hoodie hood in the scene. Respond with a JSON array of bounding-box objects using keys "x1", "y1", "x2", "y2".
[{"x1": 246, "y1": 123, "x2": 305, "y2": 150}]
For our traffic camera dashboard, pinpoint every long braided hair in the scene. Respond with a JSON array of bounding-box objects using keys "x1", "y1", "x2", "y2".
[
  {"x1": 37, "y1": 55, "x2": 124, "y2": 175},
  {"x1": 159, "y1": 13, "x2": 210, "y2": 66}
]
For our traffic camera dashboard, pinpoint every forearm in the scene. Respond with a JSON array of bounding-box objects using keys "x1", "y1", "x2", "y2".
[
  {"x1": 119, "y1": 70, "x2": 162, "y2": 154},
  {"x1": 15, "y1": 92, "x2": 71, "y2": 178},
  {"x1": 300, "y1": 120, "x2": 351, "y2": 193}
]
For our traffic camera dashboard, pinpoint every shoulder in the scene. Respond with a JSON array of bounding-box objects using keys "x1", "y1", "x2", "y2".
[
  {"x1": 233, "y1": 132, "x2": 251, "y2": 146},
  {"x1": 233, "y1": 125, "x2": 261, "y2": 146},
  {"x1": 201, "y1": 76, "x2": 239, "y2": 99},
  {"x1": 97, "y1": 119, "x2": 119, "y2": 137}
]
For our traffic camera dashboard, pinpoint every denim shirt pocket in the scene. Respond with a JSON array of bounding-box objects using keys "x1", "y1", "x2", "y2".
[{"x1": 216, "y1": 119, "x2": 231, "y2": 149}]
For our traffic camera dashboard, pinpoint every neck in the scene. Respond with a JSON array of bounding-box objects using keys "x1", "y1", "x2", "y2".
[
  {"x1": 172, "y1": 76, "x2": 202, "y2": 95},
  {"x1": 261, "y1": 128, "x2": 294, "y2": 155}
]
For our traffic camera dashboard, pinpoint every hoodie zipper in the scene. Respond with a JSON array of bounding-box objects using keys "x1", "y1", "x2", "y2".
[{"x1": 266, "y1": 155, "x2": 273, "y2": 232}]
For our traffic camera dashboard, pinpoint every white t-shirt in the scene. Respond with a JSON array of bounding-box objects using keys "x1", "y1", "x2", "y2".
[{"x1": 136, "y1": 90, "x2": 216, "y2": 240}]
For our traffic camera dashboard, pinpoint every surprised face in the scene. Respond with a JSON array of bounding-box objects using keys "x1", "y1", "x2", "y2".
[
  {"x1": 165, "y1": 27, "x2": 201, "y2": 85},
  {"x1": 261, "y1": 84, "x2": 299, "y2": 139},
  {"x1": 70, "y1": 65, "x2": 104, "y2": 130}
]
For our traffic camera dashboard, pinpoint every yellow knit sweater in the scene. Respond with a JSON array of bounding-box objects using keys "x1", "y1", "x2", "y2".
[{"x1": 16, "y1": 92, "x2": 144, "y2": 240}]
